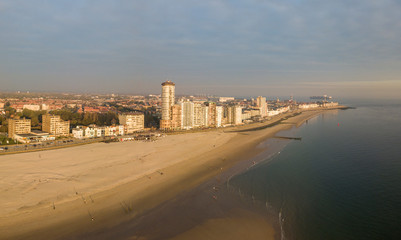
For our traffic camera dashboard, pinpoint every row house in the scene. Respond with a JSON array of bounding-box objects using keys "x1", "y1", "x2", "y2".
[
  {"x1": 299, "y1": 103, "x2": 319, "y2": 109},
  {"x1": 72, "y1": 125, "x2": 125, "y2": 139},
  {"x1": 268, "y1": 106, "x2": 290, "y2": 117}
]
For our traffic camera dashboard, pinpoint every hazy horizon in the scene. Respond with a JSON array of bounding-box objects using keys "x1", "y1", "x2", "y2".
[{"x1": 1, "y1": 1, "x2": 401, "y2": 99}]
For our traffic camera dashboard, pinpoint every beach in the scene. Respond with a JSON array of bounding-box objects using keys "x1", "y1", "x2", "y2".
[{"x1": 0, "y1": 108, "x2": 341, "y2": 240}]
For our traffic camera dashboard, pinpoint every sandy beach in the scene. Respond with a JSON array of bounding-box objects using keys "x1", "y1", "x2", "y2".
[{"x1": 0, "y1": 108, "x2": 342, "y2": 240}]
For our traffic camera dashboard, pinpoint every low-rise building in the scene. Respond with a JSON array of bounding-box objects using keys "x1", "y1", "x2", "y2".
[
  {"x1": 72, "y1": 127, "x2": 84, "y2": 139},
  {"x1": 299, "y1": 103, "x2": 319, "y2": 109},
  {"x1": 322, "y1": 102, "x2": 338, "y2": 107},
  {"x1": 41, "y1": 104, "x2": 49, "y2": 111},
  {"x1": 117, "y1": 125, "x2": 125, "y2": 136},
  {"x1": 14, "y1": 130, "x2": 53, "y2": 143},
  {"x1": 242, "y1": 111, "x2": 252, "y2": 121},
  {"x1": 23, "y1": 104, "x2": 41, "y2": 111},
  {"x1": 84, "y1": 126, "x2": 96, "y2": 138},
  {"x1": 268, "y1": 106, "x2": 290, "y2": 117},
  {"x1": 219, "y1": 97, "x2": 235, "y2": 102},
  {"x1": 250, "y1": 109, "x2": 261, "y2": 117},
  {"x1": 96, "y1": 127, "x2": 103, "y2": 137}
]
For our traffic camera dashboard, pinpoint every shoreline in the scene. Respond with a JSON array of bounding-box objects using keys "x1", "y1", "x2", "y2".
[
  {"x1": 145, "y1": 137, "x2": 291, "y2": 240},
  {"x1": 0, "y1": 106, "x2": 349, "y2": 156},
  {"x1": 0, "y1": 108, "x2": 343, "y2": 239},
  {"x1": 156, "y1": 109, "x2": 332, "y2": 240}
]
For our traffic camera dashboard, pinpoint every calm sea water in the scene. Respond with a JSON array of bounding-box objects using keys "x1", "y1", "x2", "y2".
[{"x1": 230, "y1": 101, "x2": 401, "y2": 240}]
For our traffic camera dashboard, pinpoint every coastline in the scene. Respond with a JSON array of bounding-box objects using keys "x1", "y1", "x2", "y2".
[
  {"x1": 0, "y1": 108, "x2": 342, "y2": 239},
  {"x1": 113, "y1": 134, "x2": 291, "y2": 240}
]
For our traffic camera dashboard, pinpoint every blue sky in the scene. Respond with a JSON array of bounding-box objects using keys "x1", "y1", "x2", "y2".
[{"x1": 1, "y1": 0, "x2": 401, "y2": 99}]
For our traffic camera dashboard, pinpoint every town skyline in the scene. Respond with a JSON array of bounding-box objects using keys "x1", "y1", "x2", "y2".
[{"x1": 1, "y1": 79, "x2": 340, "y2": 152}]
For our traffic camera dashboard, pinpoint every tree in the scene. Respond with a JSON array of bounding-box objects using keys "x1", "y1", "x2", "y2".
[
  {"x1": 20, "y1": 109, "x2": 46, "y2": 127},
  {"x1": 5, "y1": 106, "x2": 16, "y2": 118}
]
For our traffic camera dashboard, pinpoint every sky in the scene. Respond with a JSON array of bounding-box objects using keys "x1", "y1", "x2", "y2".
[{"x1": 1, "y1": 0, "x2": 401, "y2": 99}]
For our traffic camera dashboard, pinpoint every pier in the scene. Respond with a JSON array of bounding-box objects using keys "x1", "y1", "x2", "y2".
[{"x1": 274, "y1": 136, "x2": 302, "y2": 141}]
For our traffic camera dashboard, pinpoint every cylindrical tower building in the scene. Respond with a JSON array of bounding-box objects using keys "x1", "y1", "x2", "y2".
[{"x1": 160, "y1": 80, "x2": 175, "y2": 129}]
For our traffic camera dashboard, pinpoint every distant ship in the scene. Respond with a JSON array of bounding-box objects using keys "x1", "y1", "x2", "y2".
[{"x1": 310, "y1": 95, "x2": 332, "y2": 100}]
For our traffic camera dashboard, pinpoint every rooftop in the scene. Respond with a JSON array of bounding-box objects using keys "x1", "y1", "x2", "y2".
[
  {"x1": 31, "y1": 130, "x2": 50, "y2": 135},
  {"x1": 161, "y1": 80, "x2": 175, "y2": 86},
  {"x1": 16, "y1": 132, "x2": 50, "y2": 137},
  {"x1": 120, "y1": 112, "x2": 144, "y2": 116}
]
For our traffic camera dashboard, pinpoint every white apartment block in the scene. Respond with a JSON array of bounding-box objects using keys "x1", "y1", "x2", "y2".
[
  {"x1": 224, "y1": 105, "x2": 243, "y2": 125},
  {"x1": 193, "y1": 103, "x2": 208, "y2": 128},
  {"x1": 256, "y1": 96, "x2": 268, "y2": 117},
  {"x1": 180, "y1": 101, "x2": 194, "y2": 130},
  {"x1": 234, "y1": 106, "x2": 243, "y2": 125},
  {"x1": 216, "y1": 106, "x2": 223, "y2": 127}
]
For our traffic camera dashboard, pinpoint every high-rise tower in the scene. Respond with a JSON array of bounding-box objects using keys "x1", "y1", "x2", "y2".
[
  {"x1": 160, "y1": 80, "x2": 175, "y2": 129},
  {"x1": 256, "y1": 96, "x2": 268, "y2": 117}
]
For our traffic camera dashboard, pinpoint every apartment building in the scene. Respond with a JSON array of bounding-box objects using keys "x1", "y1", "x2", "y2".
[
  {"x1": 42, "y1": 114, "x2": 70, "y2": 137},
  {"x1": 8, "y1": 118, "x2": 31, "y2": 139},
  {"x1": 119, "y1": 113, "x2": 144, "y2": 134}
]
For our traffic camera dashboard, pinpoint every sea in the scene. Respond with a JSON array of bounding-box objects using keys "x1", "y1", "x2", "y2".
[{"x1": 229, "y1": 99, "x2": 401, "y2": 240}]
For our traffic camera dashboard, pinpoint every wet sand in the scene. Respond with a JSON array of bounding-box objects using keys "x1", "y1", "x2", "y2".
[{"x1": 0, "y1": 108, "x2": 340, "y2": 240}]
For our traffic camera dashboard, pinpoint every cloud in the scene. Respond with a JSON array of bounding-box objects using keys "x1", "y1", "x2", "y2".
[{"x1": 1, "y1": 0, "x2": 401, "y2": 98}]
